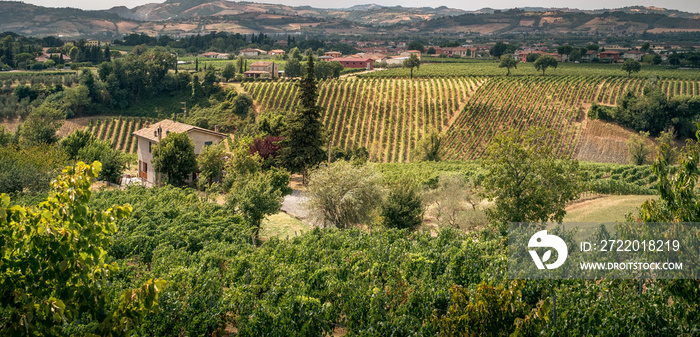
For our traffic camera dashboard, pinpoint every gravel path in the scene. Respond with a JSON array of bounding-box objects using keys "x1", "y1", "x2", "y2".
[{"x1": 281, "y1": 189, "x2": 310, "y2": 221}]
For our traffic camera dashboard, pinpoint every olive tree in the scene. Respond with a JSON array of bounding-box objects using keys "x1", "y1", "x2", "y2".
[{"x1": 305, "y1": 161, "x2": 384, "y2": 229}]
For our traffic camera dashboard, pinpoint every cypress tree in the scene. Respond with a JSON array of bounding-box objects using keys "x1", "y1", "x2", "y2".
[{"x1": 278, "y1": 51, "x2": 326, "y2": 183}]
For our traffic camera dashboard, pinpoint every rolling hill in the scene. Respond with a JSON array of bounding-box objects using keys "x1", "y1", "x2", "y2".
[{"x1": 1, "y1": 0, "x2": 699, "y2": 38}]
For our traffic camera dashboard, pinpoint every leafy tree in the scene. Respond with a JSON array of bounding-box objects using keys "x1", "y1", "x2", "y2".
[
  {"x1": 151, "y1": 132, "x2": 197, "y2": 186},
  {"x1": 76, "y1": 139, "x2": 127, "y2": 184},
  {"x1": 490, "y1": 42, "x2": 508, "y2": 58},
  {"x1": 627, "y1": 131, "x2": 652, "y2": 165},
  {"x1": 0, "y1": 161, "x2": 165, "y2": 335},
  {"x1": 236, "y1": 55, "x2": 247, "y2": 73},
  {"x1": 642, "y1": 53, "x2": 662, "y2": 65},
  {"x1": 0, "y1": 144, "x2": 67, "y2": 193},
  {"x1": 413, "y1": 129, "x2": 441, "y2": 161},
  {"x1": 227, "y1": 170, "x2": 289, "y2": 242},
  {"x1": 403, "y1": 53, "x2": 421, "y2": 80},
  {"x1": 197, "y1": 143, "x2": 225, "y2": 188},
  {"x1": 408, "y1": 41, "x2": 424, "y2": 52},
  {"x1": 285, "y1": 56, "x2": 303, "y2": 78},
  {"x1": 498, "y1": 55, "x2": 518, "y2": 76},
  {"x1": 19, "y1": 103, "x2": 66, "y2": 146},
  {"x1": 557, "y1": 45, "x2": 573, "y2": 55},
  {"x1": 656, "y1": 128, "x2": 678, "y2": 165},
  {"x1": 425, "y1": 174, "x2": 484, "y2": 229},
  {"x1": 569, "y1": 48, "x2": 582, "y2": 62},
  {"x1": 289, "y1": 47, "x2": 302, "y2": 61},
  {"x1": 482, "y1": 128, "x2": 581, "y2": 230},
  {"x1": 231, "y1": 93, "x2": 254, "y2": 115},
  {"x1": 621, "y1": 58, "x2": 641, "y2": 78},
  {"x1": 60, "y1": 129, "x2": 96, "y2": 159},
  {"x1": 0, "y1": 126, "x2": 13, "y2": 147},
  {"x1": 305, "y1": 161, "x2": 384, "y2": 228},
  {"x1": 432, "y1": 281, "x2": 550, "y2": 336},
  {"x1": 222, "y1": 62, "x2": 236, "y2": 82},
  {"x1": 79, "y1": 68, "x2": 99, "y2": 102},
  {"x1": 278, "y1": 51, "x2": 326, "y2": 183},
  {"x1": 190, "y1": 74, "x2": 204, "y2": 99},
  {"x1": 586, "y1": 44, "x2": 599, "y2": 51},
  {"x1": 526, "y1": 53, "x2": 540, "y2": 62},
  {"x1": 640, "y1": 42, "x2": 651, "y2": 53},
  {"x1": 63, "y1": 84, "x2": 91, "y2": 115},
  {"x1": 534, "y1": 55, "x2": 557, "y2": 75},
  {"x1": 427, "y1": 47, "x2": 437, "y2": 55},
  {"x1": 381, "y1": 182, "x2": 424, "y2": 231}
]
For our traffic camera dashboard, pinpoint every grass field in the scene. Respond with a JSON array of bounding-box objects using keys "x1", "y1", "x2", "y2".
[
  {"x1": 260, "y1": 212, "x2": 309, "y2": 240},
  {"x1": 563, "y1": 194, "x2": 658, "y2": 223}
]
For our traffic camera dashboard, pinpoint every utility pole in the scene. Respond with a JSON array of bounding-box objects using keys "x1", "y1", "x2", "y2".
[
  {"x1": 157, "y1": 126, "x2": 162, "y2": 187},
  {"x1": 328, "y1": 140, "x2": 333, "y2": 164}
]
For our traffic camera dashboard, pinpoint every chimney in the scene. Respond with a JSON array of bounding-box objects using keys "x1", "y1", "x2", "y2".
[{"x1": 214, "y1": 125, "x2": 219, "y2": 133}]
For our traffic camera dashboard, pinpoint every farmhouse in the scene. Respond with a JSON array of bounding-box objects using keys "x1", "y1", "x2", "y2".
[
  {"x1": 623, "y1": 50, "x2": 644, "y2": 61},
  {"x1": 324, "y1": 51, "x2": 342, "y2": 58},
  {"x1": 269, "y1": 49, "x2": 285, "y2": 56},
  {"x1": 599, "y1": 50, "x2": 621, "y2": 62},
  {"x1": 133, "y1": 120, "x2": 227, "y2": 187},
  {"x1": 200, "y1": 52, "x2": 228, "y2": 59},
  {"x1": 330, "y1": 57, "x2": 374, "y2": 70},
  {"x1": 240, "y1": 48, "x2": 267, "y2": 57},
  {"x1": 243, "y1": 61, "x2": 279, "y2": 78}
]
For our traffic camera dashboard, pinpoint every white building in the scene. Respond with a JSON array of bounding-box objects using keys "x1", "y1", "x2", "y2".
[{"x1": 133, "y1": 120, "x2": 227, "y2": 187}]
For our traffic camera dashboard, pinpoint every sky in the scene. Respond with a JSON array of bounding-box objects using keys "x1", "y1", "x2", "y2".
[{"x1": 17, "y1": 0, "x2": 700, "y2": 13}]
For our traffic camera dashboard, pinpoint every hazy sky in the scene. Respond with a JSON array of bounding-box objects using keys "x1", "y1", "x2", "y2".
[{"x1": 18, "y1": 0, "x2": 700, "y2": 13}]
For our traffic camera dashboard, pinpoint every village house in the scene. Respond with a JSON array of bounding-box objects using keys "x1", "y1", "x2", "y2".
[
  {"x1": 330, "y1": 57, "x2": 374, "y2": 70},
  {"x1": 133, "y1": 120, "x2": 227, "y2": 187},
  {"x1": 200, "y1": 52, "x2": 228, "y2": 59},
  {"x1": 581, "y1": 50, "x2": 599, "y2": 62},
  {"x1": 240, "y1": 48, "x2": 267, "y2": 57},
  {"x1": 324, "y1": 51, "x2": 342, "y2": 58},
  {"x1": 269, "y1": 49, "x2": 285, "y2": 56},
  {"x1": 243, "y1": 61, "x2": 279, "y2": 78},
  {"x1": 623, "y1": 50, "x2": 644, "y2": 61},
  {"x1": 598, "y1": 50, "x2": 621, "y2": 62}
]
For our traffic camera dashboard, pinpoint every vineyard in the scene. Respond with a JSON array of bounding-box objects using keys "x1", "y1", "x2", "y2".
[
  {"x1": 244, "y1": 77, "x2": 486, "y2": 162},
  {"x1": 84, "y1": 116, "x2": 155, "y2": 153},
  {"x1": 246, "y1": 75, "x2": 700, "y2": 162}
]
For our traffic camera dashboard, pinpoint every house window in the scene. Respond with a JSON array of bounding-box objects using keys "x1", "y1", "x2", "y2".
[
  {"x1": 149, "y1": 142, "x2": 152, "y2": 153},
  {"x1": 205, "y1": 141, "x2": 213, "y2": 147}
]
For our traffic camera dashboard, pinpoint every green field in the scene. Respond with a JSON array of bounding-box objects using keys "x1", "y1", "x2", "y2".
[{"x1": 362, "y1": 60, "x2": 700, "y2": 79}]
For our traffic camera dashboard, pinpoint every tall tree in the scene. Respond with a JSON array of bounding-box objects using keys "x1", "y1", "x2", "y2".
[
  {"x1": 490, "y1": 42, "x2": 508, "y2": 58},
  {"x1": 19, "y1": 103, "x2": 65, "y2": 146},
  {"x1": 403, "y1": 53, "x2": 421, "y2": 80},
  {"x1": 482, "y1": 128, "x2": 581, "y2": 231},
  {"x1": 498, "y1": 55, "x2": 518, "y2": 76},
  {"x1": 151, "y1": 132, "x2": 197, "y2": 186},
  {"x1": 278, "y1": 51, "x2": 326, "y2": 183},
  {"x1": 222, "y1": 62, "x2": 236, "y2": 82},
  {"x1": 534, "y1": 55, "x2": 557, "y2": 76},
  {"x1": 621, "y1": 59, "x2": 641, "y2": 78}
]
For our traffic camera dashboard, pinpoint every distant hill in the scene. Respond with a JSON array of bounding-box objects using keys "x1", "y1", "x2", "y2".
[{"x1": 1, "y1": 0, "x2": 699, "y2": 38}]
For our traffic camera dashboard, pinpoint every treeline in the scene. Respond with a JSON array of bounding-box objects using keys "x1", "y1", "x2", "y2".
[{"x1": 589, "y1": 83, "x2": 700, "y2": 138}]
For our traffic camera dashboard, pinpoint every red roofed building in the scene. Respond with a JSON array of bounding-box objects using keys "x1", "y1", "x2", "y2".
[
  {"x1": 599, "y1": 50, "x2": 620, "y2": 62},
  {"x1": 331, "y1": 58, "x2": 374, "y2": 70}
]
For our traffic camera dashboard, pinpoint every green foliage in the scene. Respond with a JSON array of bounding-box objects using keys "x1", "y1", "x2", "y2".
[
  {"x1": 227, "y1": 171, "x2": 288, "y2": 242},
  {"x1": 413, "y1": 129, "x2": 442, "y2": 161},
  {"x1": 638, "y1": 126, "x2": 700, "y2": 222},
  {"x1": 621, "y1": 58, "x2": 641, "y2": 78},
  {"x1": 60, "y1": 129, "x2": 95, "y2": 159},
  {"x1": 305, "y1": 161, "x2": 384, "y2": 229},
  {"x1": 77, "y1": 139, "x2": 127, "y2": 184},
  {"x1": 627, "y1": 131, "x2": 653, "y2": 166},
  {"x1": 425, "y1": 173, "x2": 485, "y2": 230},
  {"x1": 196, "y1": 143, "x2": 225, "y2": 189},
  {"x1": 403, "y1": 53, "x2": 421, "y2": 79},
  {"x1": 432, "y1": 281, "x2": 550, "y2": 336},
  {"x1": 278, "y1": 51, "x2": 326, "y2": 182},
  {"x1": 482, "y1": 128, "x2": 581, "y2": 229},
  {"x1": 151, "y1": 132, "x2": 197, "y2": 187},
  {"x1": 381, "y1": 182, "x2": 424, "y2": 231},
  {"x1": 222, "y1": 62, "x2": 236, "y2": 82},
  {"x1": 90, "y1": 185, "x2": 247, "y2": 263},
  {"x1": 615, "y1": 88, "x2": 700, "y2": 138},
  {"x1": 498, "y1": 54, "x2": 518, "y2": 76},
  {"x1": 0, "y1": 144, "x2": 67, "y2": 193},
  {"x1": 656, "y1": 128, "x2": 678, "y2": 165},
  {"x1": 0, "y1": 162, "x2": 164, "y2": 336},
  {"x1": 19, "y1": 102, "x2": 65, "y2": 146},
  {"x1": 534, "y1": 55, "x2": 558, "y2": 75}
]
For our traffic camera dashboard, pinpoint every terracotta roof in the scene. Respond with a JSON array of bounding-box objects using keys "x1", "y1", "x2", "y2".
[
  {"x1": 250, "y1": 61, "x2": 273, "y2": 66},
  {"x1": 132, "y1": 119, "x2": 226, "y2": 142},
  {"x1": 244, "y1": 70, "x2": 272, "y2": 74},
  {"x1": 331, "y1": 57, "x2": 372, "y2": 62}
]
